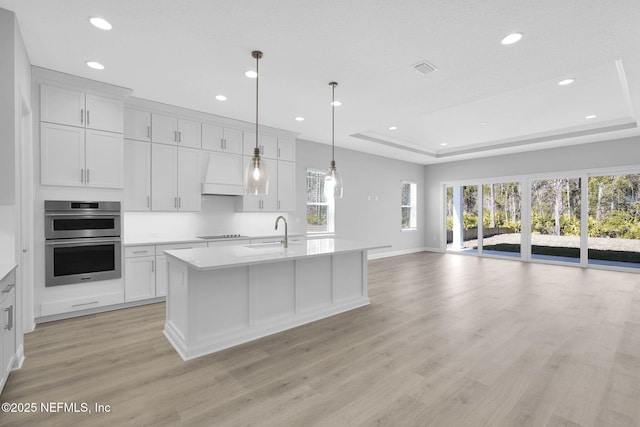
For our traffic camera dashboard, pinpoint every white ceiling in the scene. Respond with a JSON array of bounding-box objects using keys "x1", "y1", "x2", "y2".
[{"x1": 2, "y1": 0, "x2": 639, "y2": 164}]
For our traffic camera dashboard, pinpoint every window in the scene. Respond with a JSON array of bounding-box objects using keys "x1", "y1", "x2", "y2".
[
  {"x1": 306, "y1": 169, "x2": 335, "y2": 234},
  {"x1": 401, "y1": 181, "x2": 417, "y2": 230}
]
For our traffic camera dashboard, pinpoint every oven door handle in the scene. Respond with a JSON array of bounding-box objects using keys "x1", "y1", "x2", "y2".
[
  {"x1": 45, "y1": 237, "x2": 121, "y2": 246},
  {"x1": 45, "y1": 212, "x2": 120, "y2": 217}
]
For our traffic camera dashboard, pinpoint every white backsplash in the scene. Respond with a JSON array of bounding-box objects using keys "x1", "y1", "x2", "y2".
[{"x1": 124, "y1": 195, "x2": 304, "y2": 240}]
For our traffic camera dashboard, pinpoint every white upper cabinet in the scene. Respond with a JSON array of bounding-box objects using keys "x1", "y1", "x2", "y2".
[
  {"x1": 40, "y1": 84, "x2": 123, "y2": 133},
  {"x1": 277, "y1": 160, "x2": 295, "y2": 212},
  {"x1": 151, "y1": 144, "x2": 178, "y2": 211},
  {"x1": 124, "y1": 140, "x2": 151, "y2": 211},
  {"x1": 40, "y1": 85, "x2": 85, "y2": 128},
  {"x1": 243, "y1": 132, "x2": 278, "y2": 159},
  {"x1": 40, "y1": 123, "x2": 123, "y2": 188},
  {"x1": 151, "y1": 145, "x2": 201, "y2": 212},
  {"x1": 124, "y1": 107, "x2": 151, "y2": 142},
  {"x1": 202, "y1": 123, "x2": 243, "y2": 154},
  {"x1": 152, "y1": 113, "x2": 201, "y2": 149},
  {"x1": 40, "y1": 123, "x2": 85, "y2": 187},
  {"x1": 277, "y1": 138, "x2": 295, "y2": 162},
  {"x1": 84, "y1": 130, "x2": 124, "y2": 188},
  {"x1": 177, "y1": 148, "x2": 202, "y2": 211}
]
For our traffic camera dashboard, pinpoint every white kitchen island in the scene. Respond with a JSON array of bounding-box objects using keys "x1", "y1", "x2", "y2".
[{"x1": 163, "y1": 238, "x2": 388, "y2": 360}]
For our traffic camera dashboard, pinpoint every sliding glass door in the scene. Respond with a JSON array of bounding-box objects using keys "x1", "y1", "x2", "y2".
[
  {"x1": 446, "y1": 185, "x2": 478, "y2": 252},
  {"x1": 588, "y1": 174, "x2": 640, "y2": 268},
  {"x1": 481, "y1": 182, "x2": 522, "y2": 257},
  {"x1": 530, "y1": 178, "x2": 581, "y2": 263}
]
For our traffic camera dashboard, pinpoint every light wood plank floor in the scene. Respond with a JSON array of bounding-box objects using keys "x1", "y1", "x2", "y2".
[{"x1": 2, "y1": 252, "x2": 640, "y2": 426}]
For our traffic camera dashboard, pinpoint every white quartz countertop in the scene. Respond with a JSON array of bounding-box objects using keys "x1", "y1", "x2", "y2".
[
  {"x1": 165, "y1": 238, "x2": 390, "y2": 270},
  {"x1": 123, "y1": 233, "x2": 303, "y2": 246},
  {"x1": 0, "y1": 263, "x2": 17, "y2": 280}
]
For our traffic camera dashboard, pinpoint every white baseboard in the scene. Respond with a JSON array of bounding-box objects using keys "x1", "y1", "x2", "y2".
[
  {"x1": 35, "y1": 297, "x2": 166, "y2": 324},
  {"x1": 422, "y1": 246, "x2": 443, "y2": 253},
  {"x1": 368, "y1": 247, "x2": 428, "y2": 260}
]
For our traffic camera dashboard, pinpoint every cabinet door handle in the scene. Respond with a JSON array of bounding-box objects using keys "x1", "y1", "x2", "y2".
[
  {"x1": 278, "y1": 200, "x2": 281, "y2": 210},
  {"x1": 86, "y1": 169, "x2": 90, "y2": 183},
  {"x1": 132, "y1": 250, "x2": 148, "y2": 254},
  {"x1": 1, "y1": 283, "x2": 14, "y2": 293},
  {"x1": 178, "y1": 197, "x2": 181, "y2": 208},
  {"x1": 81, "y1": 169, "x2": 85, "y2": 183},
  {"x1": 151, "y1": 261, "x2": 155, "y2": 272},
  {"x1": 174, "y1": 130, "x2": 178, "y2": 142},
  {"x1": 4, "y1": 305, "x2": 13, "y2": 330},
  {"x1": 278, "y1": 148, "x2": 281, "y2": 158},
  {"x1": 87, "y1": 110, "x2": 90, "y2": 125},
  {"x1": 174, "y1": 197, "x2": 177, "y2": 208},
  {"x1": 81, "y1": 109, "x2": 84, "y2": 124}
]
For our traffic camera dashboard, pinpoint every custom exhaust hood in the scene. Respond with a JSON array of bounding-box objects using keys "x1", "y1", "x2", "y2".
[{"x1": 201, "y1": 154, "x2": 245, "y2": 196}]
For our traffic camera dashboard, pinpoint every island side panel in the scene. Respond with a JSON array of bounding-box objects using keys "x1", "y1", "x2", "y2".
[
  {"x1": 333, "y1": 251, "x2": 366, "y2": 303},
  {"x1": 191, "y1": 266, "x2": 250, "y2": 342},
  {"x1": 250, "y1": 261, "x2": 295, "y2": 326},
  {"x1": 295, "y1": 256, "x2": 332, "y2": 312},
  {"x1": 166, "y1": 259, "x2": 189, "y2": 342}
]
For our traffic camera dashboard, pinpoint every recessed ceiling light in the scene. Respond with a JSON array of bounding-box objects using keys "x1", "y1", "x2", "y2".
[
  {"x1": 331, "y1": 100, "x2": 342, "y2": 107},
  {"x1": 501, "y1": 33, "x2": 522, "y2": 45},
  {"x1": 480, "y1": 122, "x2": 488, "y2": 126},
  {"x1": 86, "y1": 61, "x2": 104, "y2": 70},
  {"x1": 295, "y1": 116, "x2": 304, "y2": 121},
  {"x1": 585, "y1": 114, "x2": 597, "y2": 119},
  {"x1": 558, "y1": 78, "x2": 575, "y2": 86},
  {"x1": 440, "y1": 143, "x2": 448, "y2": 146},
  {"x1": 245, "y1": 70, "x2": 257, "y2": 78},
  {"x1": 389, "y1": 126, "x2": 397, "y2": 130},
  {"x1": 89, "y1": 17, "x2": 112, "y2": 30},
  {"x1": 215, "y1": 95, "x2": 227, "y2": 101}
]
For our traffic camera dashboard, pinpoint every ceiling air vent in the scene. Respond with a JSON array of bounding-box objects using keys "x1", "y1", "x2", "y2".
[{"x1": 412, "y1": 60, "x2": 438, "y2": 75}]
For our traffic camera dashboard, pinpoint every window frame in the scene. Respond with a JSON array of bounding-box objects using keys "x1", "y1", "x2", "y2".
[
  {"x1": 401, "y1": 181, "x2": 417, "y2": 231},
  {"x1": 306, "y1": 168, "x2": 335, "y2": 235}
]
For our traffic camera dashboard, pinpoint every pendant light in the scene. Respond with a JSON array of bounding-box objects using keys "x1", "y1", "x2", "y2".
[
  {"x1": 324, "y1": 81, "x2": 343, "y2": 199},
  {"x1": 244, "y1": 50, "x2": 269, "y2": 195}
]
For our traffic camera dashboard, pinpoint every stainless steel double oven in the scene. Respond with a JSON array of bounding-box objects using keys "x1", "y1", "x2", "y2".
[{"x1": 45, "y1": 201, "x2": 122, "y2": 286}]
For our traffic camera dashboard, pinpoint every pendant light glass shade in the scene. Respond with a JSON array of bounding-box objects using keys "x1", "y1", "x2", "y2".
[
  {"x1": 244, "y1": 50, "x2": 269, "y2": 195},
  {"x1": 325, "y1": 160, "x2": 343, "y2": 199},
  {"x1": 245, "y1": 148, "x2": 269, "y2": 195},
  {"x1": 324, "y1": 81, "x2": 343, "y2": 200}
]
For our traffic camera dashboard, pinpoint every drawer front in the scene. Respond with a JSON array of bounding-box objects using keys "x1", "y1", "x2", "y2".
[
  {"x1": 155, "y1": 242, "x2": 206, "y2": 255},
  {"x1": 40, "y1": 292, "x2": 124, "y2": 317},
  {"x1": 124, "y1": 245, "x2": 155, "y2": 258},
  {"x1": 1, "y1": 270, "x2": 16, "y2": 304}
]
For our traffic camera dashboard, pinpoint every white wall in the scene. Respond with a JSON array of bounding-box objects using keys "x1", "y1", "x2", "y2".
[
  {"x1": 124, "y1": 196, "x2": 291, "y2": 240},
  {"x1": 295, "y1": 139, "x2": 425, "y2": 256},
  {"x1": 423, "y1": 136, "x2": 640, "y2": 249}
]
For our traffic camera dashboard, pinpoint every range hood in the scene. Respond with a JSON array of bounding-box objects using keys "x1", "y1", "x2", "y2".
[{"x1": 201, "y1": 153, "x2": 245, "y2": 196}]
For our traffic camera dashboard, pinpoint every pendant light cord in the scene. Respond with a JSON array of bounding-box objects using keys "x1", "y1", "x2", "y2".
[
  {"x1": 255, "y1": 52, "x2": 259, "y2": 151},
  {"x1": 329, "y1": 81, "x2": 338, "y2": 165}
]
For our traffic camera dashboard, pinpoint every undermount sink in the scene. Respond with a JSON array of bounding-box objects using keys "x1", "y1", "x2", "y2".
[{"x1": 245, "y1": 242, "x2": 285, "y2": 249}]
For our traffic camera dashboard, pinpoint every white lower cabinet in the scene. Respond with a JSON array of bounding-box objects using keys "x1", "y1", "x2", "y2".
[
  {"x1": 124, "y1": 243, "x2": 206, "y2": 301},
  {"x1": 124, "y1": 245, "x2": 156, "y2": 302},
  {"x1": 1, "y1": 269, "x2": 17, "y2": 394},
  {"x1": 124, "y1": 256, "x2": 156, "y2": 302},
  {"x1": 155, "y1": 242, "x2": 206, "y2": 297}
]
